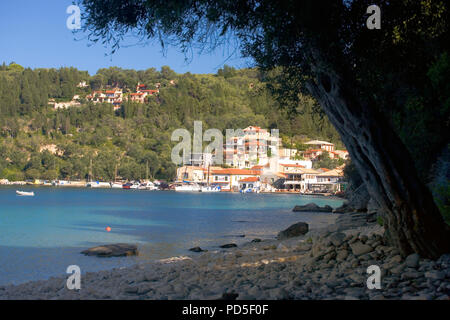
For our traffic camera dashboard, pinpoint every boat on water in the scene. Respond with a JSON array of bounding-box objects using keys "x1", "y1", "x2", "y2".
[
  {"x1": 200, "y1": 185, "x2": 221, "y2": 192},
  {"x1": 174, "y1": 182, "x2": 201, "y2": 192},
  {"x1": 110, "y1": 182, "x2": 123, "y2": 188},
  {"x1": 86, "y1": 181, "x2": 111, "y2": 188},
  {"x1": 198, "y1": 164, "x2": 220, "y2": 192},
  {"x1": 16, "y1": 190, "x2": 35, "y2": 196},
  {"x1": 138, "y1": 181, "x2": 158, "y2": 190},
  {"x1": 122, "y1": 182, "x2": 140, "y2": 190},
  {"x1": 122, "y1": 182, "x2": 133, "y2": 189},
  {"x1": 240, "y1": 187, "x2": 260, "y2": 193}
]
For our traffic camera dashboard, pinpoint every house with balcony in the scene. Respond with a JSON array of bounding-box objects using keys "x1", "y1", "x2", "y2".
[
  {"x1": 308, "y1": 168, "x2": 345, "y2": 193},
  {"x1": 86, "y1": 88, "x2": 123, "y2": 108},
  {"x1": 128, "y1": 92, "x2": 147, "y2": 103},
  {"x1": 280, "y1": 164, "x2": 320, "y2": 192}
]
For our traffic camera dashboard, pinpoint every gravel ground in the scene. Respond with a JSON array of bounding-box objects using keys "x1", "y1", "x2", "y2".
[{"x1": 1, "y1": 212, "x2": 449, "y2": 300}]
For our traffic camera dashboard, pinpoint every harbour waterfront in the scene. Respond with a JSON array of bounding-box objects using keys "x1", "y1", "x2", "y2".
[{"x1": 0, "y1": 186, "x2": 343, "y2": 285}]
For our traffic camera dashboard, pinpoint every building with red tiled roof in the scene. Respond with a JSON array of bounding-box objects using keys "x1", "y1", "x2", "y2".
[
  {"x1": 86, "y1": 88, "x2": 123, "y2": 107},
  {"x1": 211, "y1": 168, "x2": 260, "y2": 191},
  {"x1": 238, "y1": 176, "x2": 259, "y2": 182},
  {"x1": 238, "y1": 176, "x2": 261, "y2": 192}
]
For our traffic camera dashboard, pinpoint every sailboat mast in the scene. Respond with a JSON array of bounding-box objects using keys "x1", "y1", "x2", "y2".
[{"x1": 89, "y1": 158, "x2": 93, "y2": 182}]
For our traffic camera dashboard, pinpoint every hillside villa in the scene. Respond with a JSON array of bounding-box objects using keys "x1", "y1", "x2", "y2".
[{"x1": 85, "y1": 83, "x2": 159, "y2": 107}]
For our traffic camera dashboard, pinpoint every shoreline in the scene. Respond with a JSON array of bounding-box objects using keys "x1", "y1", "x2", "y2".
[
  {"x1": 1, "y1": 212, "x2": 448, "y2": 300},
  {"x1": 0, "y1": 184, "x2": 347, "y2": 200}
]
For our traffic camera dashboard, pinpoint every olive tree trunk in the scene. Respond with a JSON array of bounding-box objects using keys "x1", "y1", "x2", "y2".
[{"x1": 304, "y1": 54, "x2": 450, "y2": 259}]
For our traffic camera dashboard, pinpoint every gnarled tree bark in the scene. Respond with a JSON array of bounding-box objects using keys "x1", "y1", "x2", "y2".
[{"x1": 305, "y1": 53, "x2": 450, "y2": 259}]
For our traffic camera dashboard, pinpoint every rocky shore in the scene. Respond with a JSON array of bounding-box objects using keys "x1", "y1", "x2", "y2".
[{"x1": 0, "y1": 211, "x2": 449, "y2": 300}]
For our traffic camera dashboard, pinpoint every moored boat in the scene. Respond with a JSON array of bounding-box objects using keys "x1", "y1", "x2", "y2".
[
  {"x1": 110, "y1": 182, "x2": 123, "y2": 188},
  {"x1": 138, "y1": 181, "x2": 158, "y2": 190},
  {"x1": 174, "y1": 182, "x2": 201, "y2": 192},
  {"x1": 122, "y1": 182, "x2": 133, "y2": 189},
  {"x1": 200, "y1": 185, "x2": 221, "y2": 192},
  {"x1": 86, "y1": 181, "x2": 110, "y2": 188},
  {"x1": 122, "y1": 181, "x2": 140, "y2": 189}
]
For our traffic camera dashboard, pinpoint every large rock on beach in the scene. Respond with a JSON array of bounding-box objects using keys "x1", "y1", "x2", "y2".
[
  {"x1": 277, "y1": 222, "x2": 309, "y2": 240},
  {"x1": 81, "y1": 243, "x2": 138, "y2": 257},
  {"x1": 293, "y1": 203, "x2": 333, "y2": 212},
  {"x1": 332, "y1": 203, "x2": 352, "y2": 213}
]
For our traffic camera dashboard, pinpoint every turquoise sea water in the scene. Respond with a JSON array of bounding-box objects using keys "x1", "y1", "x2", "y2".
[{"x1": 0, "y1": 187, "x2": 343, "y2": 285}]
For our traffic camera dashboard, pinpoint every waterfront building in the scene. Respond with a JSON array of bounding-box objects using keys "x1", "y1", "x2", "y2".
[
  {"x1": 238, "y1": 176, "x2": 261, "y2": 192},
  {"x1": 308, "y1": 168, "x2": 345, "y2": 192},
  {"x1": 210, "y1": 168, "x2": 260, "y2": 191}
]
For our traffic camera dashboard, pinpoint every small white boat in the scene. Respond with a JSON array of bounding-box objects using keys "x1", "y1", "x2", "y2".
[
  {"x1": 86, "y1": 181, "x2": 110, "y2": 188},
  {"x1": 175, "y1": 182, "x2": 201, "y2": 192},
  {"x1": 200, "y1": 185, "x2": 221, "y2": 192},
  {"x1": 16, "y1": 190, "x2": 35, "y2": 196},
  {"x1": 138, "y1": 181, "x2": 158, "y2": 190},
  {"x1": 130, "y1": 182, "x2": 140, "y2": 189},
  {"x1": 110, "y1": 182, "x2": 123, "y2": 189},
  {"x1": 240, "y1": 187, "x2": 260, "y2": 193}
]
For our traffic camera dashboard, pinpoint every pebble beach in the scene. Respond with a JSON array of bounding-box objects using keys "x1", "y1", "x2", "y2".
[{"x1": 1, "y1": 211, "x2": 449, "y2": 300}]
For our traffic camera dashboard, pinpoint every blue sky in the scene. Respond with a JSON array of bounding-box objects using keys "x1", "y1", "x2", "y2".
[{"x1": 0, "y1": 0, "x2": 251, "y2": 75}]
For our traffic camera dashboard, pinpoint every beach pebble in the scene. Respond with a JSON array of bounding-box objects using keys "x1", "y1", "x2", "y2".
[
  {"x1": 405, "y1": 253, "x2": 420, "y2": 268},
  {"x1": 425, "y1": 271, "x2": 445, "y2": 280},
  {"x1": 350, "y1": 241, "x2": 373, "y2": 256},
  {"x1": 2, "y1": 211, "x2": 450, "y2": 301}
]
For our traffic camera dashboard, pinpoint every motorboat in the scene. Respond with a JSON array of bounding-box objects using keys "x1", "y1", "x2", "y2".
[
  {"x1": 122, "y1": 182, "x2": 133, "y2": 189},
  {"x1": 138, "y1": 181, "x2": 158, "y2": 190},
  {"x1": 174, "y1": 182, "x2": 201, "y2": 192},
  {"x1": 110, "y1": 182, "x2": 123, "y2": 188},
  {"x1": 240, "y1": 187, "x2": 260, "y2": 193},
  {"x1": 123, "y1": 182, "x2": 140, "y2": 189},
  {"x1": 200, "y1": 185, "x2": 221, "y2": 192},
  {"x1": 86, "y1": 181, "x2": 110, "y2": 188},
  {"x1": 16, "y1": 190, "x2": 35, "y2": 196}
]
